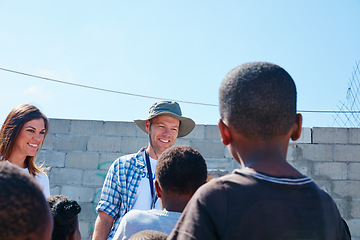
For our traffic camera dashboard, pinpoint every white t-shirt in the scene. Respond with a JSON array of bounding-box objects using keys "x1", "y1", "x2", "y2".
[
  {"x1": 6, "y1": 160, "x2": 50, "y2": 198},
  {"x1": 131, "y1": 152, "x2": 161, "y2": 210}
]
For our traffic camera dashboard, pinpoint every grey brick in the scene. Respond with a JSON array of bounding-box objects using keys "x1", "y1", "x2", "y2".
[
  {"x1": 333, "y1": 181, "x2": 360, "y2": 198},
  {"x1": 104, "y1": 121, "x2": 137, "y2": 137},
  {"x1": 49, "y1": 118, "x2": 71, "y2": 134},
  {"x1": 288, "y1": 160, "x2": 312, "y2": 177},
  {"x1": 313, "y1": 180, "x2": 333, "y2": 195},
  {"x1": 350, "y1": 128, "x2": 360, "y2": 144},
  {"x1": 205, "y1": 125, "x2": 221, "y2": 141},
  {"x1": 121, "y1": 137, "x2": 147, "y2": 154},
  {"x1": 313, "y1": 127, "x2": 348, "y2": 144},
  {"x1": 289, "y1": 127, "x2": 312, "y2": 144},
  {"x1": 78, "y1": 202, "x2": 97, "y2": 222},
  {"x1": 136, "y1": 127, "x2": 148, "y2": 137},
  {"x1": 191, "y1": 141, "x2": 225, "y2": 158},
  {"x1": 66, "y1": 152, "x2": 99, "y2": 169},
  {"x1": 334, "y1": 145, "x2": 360, "y2": 162},
  {"x1": 347, "y1": 219, "x2": 360, "y2": 238},
  {"x1": 61, "y1": 185, "x2": 95, "y2": 202},
  {"x1": 205, "y1": 158, "x2": 233, "y2": 170},
  {"x1": 50, "y1": 186, "x2": 61, "y2": 196},
  {"x1": 289, "y1": 144, "x2": 333, "y2": 161},
  {"x1": 82, "y1": 170, "x2": 108, "y2": 187},
  {"x1": 174, "y1": 138, "x2": 191, "y2": 146},
  {"x1": 87, "y1": 136, "x2": 122, "y2": 152},
  {"x1": 71, "y1": 120, "x2": 103, "y2": 135},
  {"x1": 79, "y1": 221, "x2": 92, "y2": 240},
  {"x1": 49, "y1": 168, "x2": 83, "y2": 185},
  {"x1": 314, "y1": 162, "x2": 347, "y2": 180},
  {"x1": 55, "y1": 135, "x2": 89, "y2": 151},
  {"x1": 183, "y1": 125, "x2": 205, "y2": 140},
  {"x1": 99, "y1": 153, "x2": 120, "y2": 170},
  {"x1": 224, "y1": 147, "x2": 232, "y2": 158},
  {"x1": 42, "y1": 133, "x2": 55, "y2": 150},
  {"x1": 37, "y1": 150, "x2": 66, "y2": 168},
  {"x1": 351, "y1": 200, "x2": 360, "y2": 218},
  {"x1": 349, "y1": 163, "x2": 360, "y2": 180}
]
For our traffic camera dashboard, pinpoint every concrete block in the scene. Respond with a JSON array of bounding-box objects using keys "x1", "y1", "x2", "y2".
[
  {"x1": 333, "y1": 181, "x2": 360, "y2": 198},
  {"x1": 50, "y1": 186, "x2": 61, "y2": 196},
  {"x1": 48, "y1": 118, "x2": 71, "y2": 134},
  {"x1": 314, "y1": 162, "x2": 347, "y2": 180},
  {"x1": 191, "y1": 141, "x2": 225, "y2": 158},
  {"x1": 99, "y1": 153, "x2": 120, "y2": 170},
  {"x1": 104, "y1": 121, "x2": 137, "y2": 137},
  {"x1": 313, "y1": 180, "x2": 334, "y2": 195},
  {"x1": 61, "y1": 185, "x2": 95, "y2": 202},
  {"x1": 205, "y1": 125, "x2": 221, "y2": 141},
  {"x1": 205, "y1": 158, "x2": 233, "y2": 170},
  {"x1": 333, "y1": 198, "x2": 351, "y2": 219},
  {"x1": 50, "y1": 168, "x2": 83, "y2": 185},
  {"x1": 78, "y1": 202, "x2": 97, "y2": 222},
  {"x1": 349, "y1": 163, "x2": 360, "y2": 180},
  {"x1": 82, "y1": 170, "x2": 108, "y2": 187},
  {"x1": 290, "y1": 127, "x2": 312, "y2": 144},
  {"x1": 334, "y1": 145, "x2": 360, "y2": 162},
  {"x1": 55, "y1": 135, "x2": 89, "y2": 151},
  {"x1": 289, "y1": 160, "x2": 312, "y2": 177},
  {"x1": 121, "y1": 137, "x2": 147, "y2": 154},
  {"x1": 350, "y1": 128, "x2": 360, "y2": 144},
  {"x1": 183, "y1": 125, "x2": 205, "y2": 140},
  {"x1": 71, "y1": 120, "x2": 103, "y2": 135},
  {"x1": 289, "y1": 144, "x2": 333, "y2": 161},
  {"x1": 174, "y1": 138, "x2": 191, "y2": 146},
  {"x1": 79, "y1": 221, "x2": 93, "y2": 240},
  {"x1": 224, "y1": 147, "x2": 232, "y2": 158},
  {"x1": 66, "y1": 152, "x2": 99, "y2": 169},
  {"x1": 312, "y1": 127, "x2": 348, "y2": 144},
  {"x1": 93, "y1": 188, "x2": 103, "y2": 205},
  {"x1": 42, "y1": 133, "x2": 55, "y2": 150},
  {"x1": 351, "y1": 200, "x2": 360, "y2": 218},
  {"x1": 136, "y1": 127, "x2": 148, "y2": 138},
  {"x1": 87, "y1": 136, "x2": 122, "y2": 152},
  {"x1": 231, "y1": 159, "x2": 241, "y2": 169},
  {"x1": 347, "y1": 219, "x2": 360, "y2": 239},
  {"x1": 37, "y1": 150, "x2": 66, "y2": 168}
]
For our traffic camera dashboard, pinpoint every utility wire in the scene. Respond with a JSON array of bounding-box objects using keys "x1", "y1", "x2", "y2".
[{"x1": 1, "y1": 67, "x2": 359, "y2": 113}]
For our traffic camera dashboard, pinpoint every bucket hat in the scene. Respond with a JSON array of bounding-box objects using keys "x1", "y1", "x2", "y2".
[{"x1": 134, "y1": 101, "x2": 195, "y2": 138}]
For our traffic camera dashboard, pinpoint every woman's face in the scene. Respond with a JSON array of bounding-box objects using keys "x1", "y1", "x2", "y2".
[{"x1": 12, "y1": 118, "x2": 46, "y2": 159}]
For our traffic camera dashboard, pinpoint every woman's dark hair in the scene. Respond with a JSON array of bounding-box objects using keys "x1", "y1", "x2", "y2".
[
  {"x1": 48, "y1": 195, "x2": 81, "y2": 240},
  {"x1": 0, "y1": 103, "x2": 49, "y2": 175}
]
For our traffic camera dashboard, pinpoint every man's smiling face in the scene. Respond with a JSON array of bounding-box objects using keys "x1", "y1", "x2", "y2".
[{"x1": 146, "y1": 115, "x2": 180, "y2": 157}]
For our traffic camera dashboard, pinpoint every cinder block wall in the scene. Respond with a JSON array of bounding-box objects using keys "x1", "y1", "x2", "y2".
[{"x1": 38, "y1": 119, "x2": 360, "y2": 240}]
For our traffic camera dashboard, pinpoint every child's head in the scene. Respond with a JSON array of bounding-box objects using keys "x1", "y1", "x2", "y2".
[
  {"x1": 155, "y1": 145, "x2": 207, "y2": 196},
  {"x1": 219, "y1": 62, "x2": 297, "y2": 140},
  {"x1": 48, "y1": 195, "x2": 81, "y2": 240},
  {"x1": 0, "y1": 162, "x2": 53, "y2": 240}
]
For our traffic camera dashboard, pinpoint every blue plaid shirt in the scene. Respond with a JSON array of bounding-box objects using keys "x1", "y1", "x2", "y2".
[{"x1": 96, "y1": 148, "x2": 146, "y2": 240}]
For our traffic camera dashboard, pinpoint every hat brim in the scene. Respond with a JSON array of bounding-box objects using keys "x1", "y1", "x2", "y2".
[{"x1": 134, "y1": 112, "x2": 195, "y2": 138}]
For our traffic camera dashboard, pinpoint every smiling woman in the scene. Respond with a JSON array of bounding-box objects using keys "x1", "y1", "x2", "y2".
[{"x1": 0, "y1": 103, "x2": 50, "y2": 197}]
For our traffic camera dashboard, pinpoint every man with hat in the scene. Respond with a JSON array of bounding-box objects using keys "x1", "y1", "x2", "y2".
[{"x1": 93, "y1": 101, "x2": 195, "y2": 240}]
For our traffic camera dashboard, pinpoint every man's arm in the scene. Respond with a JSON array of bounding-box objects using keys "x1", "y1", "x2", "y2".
[{"x1": 92, "y1": 211, "x2": 114, "y2": 240}]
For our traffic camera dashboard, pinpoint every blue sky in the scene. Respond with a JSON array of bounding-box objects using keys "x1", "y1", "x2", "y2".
[{"x1": 0, "y1": 0, "x2": 359, "y2": 127}]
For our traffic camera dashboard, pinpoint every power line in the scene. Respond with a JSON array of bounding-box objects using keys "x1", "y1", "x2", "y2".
[
  {"x1": 0, "y1": 67, "x2": 217, "y2": 107},
  {"x1": 1, "y1": 66, "x2": 359, "y2": 114}
]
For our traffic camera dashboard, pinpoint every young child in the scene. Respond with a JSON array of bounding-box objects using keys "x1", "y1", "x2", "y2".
[{"x1": 168, "y1": 62, "x2": 351, "y2": 240}]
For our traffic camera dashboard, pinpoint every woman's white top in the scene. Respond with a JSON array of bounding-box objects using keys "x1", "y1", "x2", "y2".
[{"x1": 6, "y1": 160, "x2": 50, "y2": 198}]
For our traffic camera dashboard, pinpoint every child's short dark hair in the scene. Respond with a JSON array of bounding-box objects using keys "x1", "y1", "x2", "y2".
[
  {"x1": 48, "y1": 195, "x2": 81, "y2": 240},
  {"x1": 219, "y1": 62, "x2": 297, "y2": 140},
  {"x1": 0, "y1": 162, "x2": 51, "y2": 240},
  {"x1": 155, "y1": 145, "x2": 207, "y2": 195}
]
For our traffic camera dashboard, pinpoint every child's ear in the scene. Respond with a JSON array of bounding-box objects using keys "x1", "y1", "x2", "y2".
[
  {"x1": 155, "y1": 180, "x2": 162, "y2": 198},
  {"x1": 290, "y1": 114, "x2": 303, "y2": 141},
  {"x1": 218, "y1": 119, "x2": 231, "y2": 145}
]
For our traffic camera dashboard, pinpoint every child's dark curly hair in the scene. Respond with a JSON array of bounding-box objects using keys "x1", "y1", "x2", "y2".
[{"x1": 48, "y1": 195, "x2": 81, "y2": 240}]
